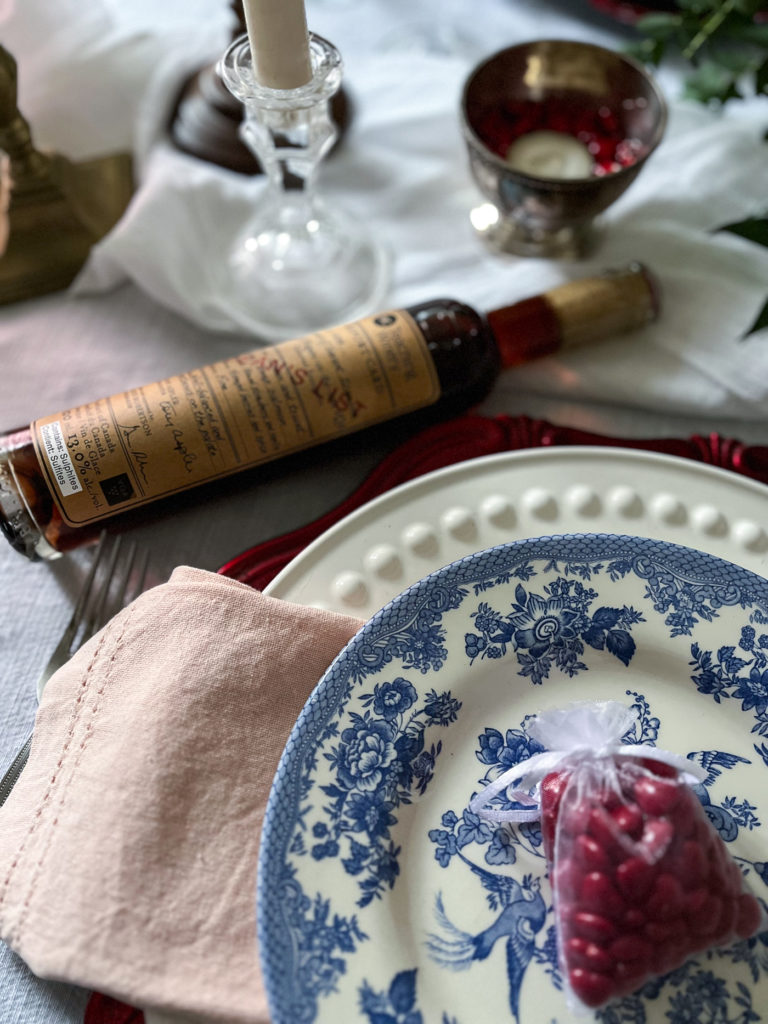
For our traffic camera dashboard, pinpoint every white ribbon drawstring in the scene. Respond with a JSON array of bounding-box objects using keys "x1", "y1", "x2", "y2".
[{"x1": 468, "y1": 701, "x2": 708, "y2": 825}]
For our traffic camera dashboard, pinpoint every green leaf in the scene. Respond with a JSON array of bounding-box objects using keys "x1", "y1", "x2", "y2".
[
  {"x1": 717, "y1": 216, "x2": 768, "y2": 339},
  {"x1": 683, "y1": 59, "x2": 742, "y2": 102},
  {"x1": 718, "y1": 215, "x2": 768, "y2": 247},
  {"x1": 634, "y1": 12, "x2": 685, "y2": 40},
  {"x1": 732, "y1": 0, "x2": 765, "y2": 15},
  {"x1": 756, "y1": 55, "x2": 768, "y2": 94},
  {"x1": 726, "y1": 22, "x2": 768, "y2": 45},
  {"x1": 743, "y1": 299, "x2": 768, "y2": 337},
  {"x1": 676, "y1": 0, "x2": 719, "y2": 12},
  {"x1": 712, "y1": 49, "x2": 758, "y2": 74},
  {"x1": 632, "y1": 0, "x2": 768, "y2": 106},
  {"x1": 625, "y1": 38, "x2": 666, "y2": 65}
]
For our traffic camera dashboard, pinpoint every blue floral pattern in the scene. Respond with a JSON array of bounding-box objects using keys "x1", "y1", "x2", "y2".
[
  {"x1": 318, "y1": 678, "x2": 460, "y2": 907},
  {"x1": 597, "y1": 969, "x2": 766, "y2": 1024},
  {"x1": 464, "y1": 575, "x2": 644, "y2": 684},
  {"x1": 358, "y1": 968, "x2": 461, "y2": 1024},
  {"x1": 272, "y1": 872, "x2": 367, "y2": 1017},
  {"x1": 359, "y1": 969, "x2": 423, "y2": 1024},
  {"x1": 259, "y1": 535, "x2": 768, "y2": 1024},
  {"x1": 690, "y1": 630, "x2": 768, "y2": 744}
]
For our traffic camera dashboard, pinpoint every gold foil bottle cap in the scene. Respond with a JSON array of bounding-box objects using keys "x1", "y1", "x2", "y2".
[{"x1": 545, "y1": 263, "x2": 659, "y2": 349}]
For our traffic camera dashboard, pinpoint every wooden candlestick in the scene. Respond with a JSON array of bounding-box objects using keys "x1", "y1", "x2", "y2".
[{"x1": 169, "y1": 0, "x2": 350, "y2": 175}]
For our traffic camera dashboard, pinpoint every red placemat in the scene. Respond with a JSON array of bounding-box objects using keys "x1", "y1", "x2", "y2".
[
  {"x1": 84, "y1": 412, "x2": 768, "y2": 1024},
  {"x1": 219, "y1": 413, "x2": 768, "y2": 591},
  {"x1": 84, "y1": 995, "x2": 143, "y2": 1024}
]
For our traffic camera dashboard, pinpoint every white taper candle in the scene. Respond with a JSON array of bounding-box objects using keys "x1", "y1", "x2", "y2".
[{"x1": 242, "y1": 0, "x2": 313, "y2": 90}]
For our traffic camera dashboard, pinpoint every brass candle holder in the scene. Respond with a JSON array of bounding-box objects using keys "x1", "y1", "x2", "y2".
[{"x1": 0, "y1": 45, "x2": 134, "y2": 305}]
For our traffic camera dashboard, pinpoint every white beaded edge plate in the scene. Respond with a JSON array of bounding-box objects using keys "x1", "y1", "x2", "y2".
[
  {"x1": 259, "y1": 533, "x2": 768, "y2": 1023},
  {"x1": 264, "y1": 447, "x2": 768, "y2": 614}
]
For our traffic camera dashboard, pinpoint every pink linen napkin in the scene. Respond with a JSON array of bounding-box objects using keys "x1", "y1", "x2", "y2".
[{"x1": 0, "y1": 567, "x2": 364, "y2": 1023}]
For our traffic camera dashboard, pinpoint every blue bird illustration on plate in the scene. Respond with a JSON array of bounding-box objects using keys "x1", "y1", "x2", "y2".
[{"x1": 427, "y1": 867, "x2": 547, "y2": 1022}]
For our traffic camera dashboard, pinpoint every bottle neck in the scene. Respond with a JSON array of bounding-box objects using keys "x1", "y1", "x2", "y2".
[
  {"x1": 486, "y1": 296, "x2": 564, "y2": 368},
  {"x1": 486, "y1": 264, "x2": 658, "y2": 369}
]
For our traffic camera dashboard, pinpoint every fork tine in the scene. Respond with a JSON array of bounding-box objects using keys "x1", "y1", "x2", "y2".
[
  {"x1": 33, "y1": 532, "x2": 111, "y2": 698},
  {"x1": 131, "y1": 547, "x2": 150, "y2": 602},
  {"x1": 107, "y1": 541, "x2": 137, "y2": 620},
  {"x1": 56, "y1": 530, "x2": 110, "y2": 653},
  {"x1": 76, "y1": 536, "x2": 150, "y2": 645},
  {"x1": 81, "y1": 534, "x2": 123, "y2": 640}
]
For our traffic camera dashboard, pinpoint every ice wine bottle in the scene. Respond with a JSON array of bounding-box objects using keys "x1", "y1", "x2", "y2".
[{"x1": 0, "y1": 264, "x2": 657, "y2": 559}]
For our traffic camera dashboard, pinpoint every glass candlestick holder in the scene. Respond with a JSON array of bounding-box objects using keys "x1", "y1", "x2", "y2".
[{"x1": 218, "y1": 33, "x2": 389, "y2": 340}]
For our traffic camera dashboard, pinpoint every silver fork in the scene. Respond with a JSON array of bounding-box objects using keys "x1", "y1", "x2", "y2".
[{"x1": 0, "y1": 532, "x2": 150, "y2": 807}]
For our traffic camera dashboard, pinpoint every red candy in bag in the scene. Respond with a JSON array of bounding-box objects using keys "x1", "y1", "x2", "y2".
[{"x1": 470, "y1": 701, "x2": 766, "y2": 1011}]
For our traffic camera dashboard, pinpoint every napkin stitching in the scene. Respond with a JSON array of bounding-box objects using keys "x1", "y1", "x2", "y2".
[
  {"x1": 0, "y1": 628, "x2": 109, "y2": 914},
  {"x1": 2, "y1": 608, "x2": 134, "y2": 945}
]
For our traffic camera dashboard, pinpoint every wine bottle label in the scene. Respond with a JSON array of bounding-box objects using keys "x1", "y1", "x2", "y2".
[{"x1": 31, "y1": 311, "x2": 440, "y2": 527}]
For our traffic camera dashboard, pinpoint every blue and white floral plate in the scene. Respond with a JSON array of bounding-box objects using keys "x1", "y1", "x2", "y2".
[{"x1": 258, "y1": 534, "x2": 768, "y2": 1024}]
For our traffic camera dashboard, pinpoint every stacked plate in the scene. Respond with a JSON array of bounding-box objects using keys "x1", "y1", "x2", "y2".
[{"x1": 256, "y1": 449, "x2": 768, "y2": 1023}]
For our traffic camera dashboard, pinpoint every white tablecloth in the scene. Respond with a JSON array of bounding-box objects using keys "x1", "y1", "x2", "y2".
[{"x1": 1, "y1": 1, "x2": 767, "y2": 1021}]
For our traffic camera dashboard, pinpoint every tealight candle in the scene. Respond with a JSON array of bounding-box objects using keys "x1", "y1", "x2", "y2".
[
  {"x1": 505, "y1": 130, "x2": 593, "y2": 180},
  {"x1": 242, "y1": 0, "x2": 312, "y2": 90}
]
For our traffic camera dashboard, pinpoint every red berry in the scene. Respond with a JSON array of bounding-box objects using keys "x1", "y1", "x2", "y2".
[
  {"x1": 712, "y1": 897, "x2": 738, "y2": 946},
  {"x1": 609, "y1": 934, "x2": 654, "y2": 966},
  {"x1": 580, "y1": 872, "x2": 625, "y2": 919},
  {"x1": 610, "y1": 802, "x2": 644, "y2": 840},
  {"x1": 726, "y1": 859, "x2": 743, "y2": 893},
  {"x1": 647, "y1": 873, "x2": 685, "y2": 921},
  {"x1": 735, "y1": 892, "x2": 764, "y2": 939},
  {"x1": 637, "y1": 757, "x2": 679, "y2": 779},
  {"x1": 563, "y1": 799, "x2": 593, "y2": 838},
  {"x1": 566, "y1": 936, "x2": 613, "y2": 974},
  {"x1": 639, "y1": 818, "x2": 674, "y2": 861},
  {"x1": 541, "y1": 770, "x2": 570, "y2": 811},
  {"x1": 616, "y1": 138, "x2": 643, "y2": 166},
  {"x1": 710, "y1": 833, "x2": 732, "y2": 876},
  {"x1": 571, "y1": 910, "x2": 618, "y2": 943},
  {"x1": 633, "y1": 775, "x2": 681, "y2": 817},
  {"x1": 553, "y1": 857, "x2": 582, "y2": 900},
  {"x1": 613, "y1": 958, "x2": 649, "y2": 991},
  {"x1": 587, "y1": 806, "x2": 625, "y2": 861},
  {"x1": 569, "y1": 968, "x2": 615, "y2": 1009},
  {"x1": 689, "y1": 927, "x2": 717, "y2": 954},
  {"x1": 687, "y1": 894, "x2": 722, "y2": 935},
  {"x1": 616, "y1": 856, "x2": 656, "y2": 903},
  {"x1": 693, "y1": 815, "x2": 712, "y2": 846},
  {"x1": 622, "y1": 907, "x2": 646, "y2": 931},
  {"x1": 672, "y1": 840, "x2": 708, "y2": 890},
  {"x1": 673, "y1": 793, "x2": 698, "y2": 838},
  {"x1": 597, "y1": 105, "x2": 620, "y2": 133},
  {"x1": 651, "y1": 940, "x2": 689, "y2": 976},
  {"x1": 684, "y1": 887, "x2": 709, "y2": 916},
  {"x1": 644, "y1": 917, "x2": 689, "y2": 945},
  {"x1": 574, "y1": 833, "x2": 613, "y2": 872},
  {"x1": 549, "y1": 113, "x2": 571, "y2": 134},
  {"x1": 595, "y1": 786, "x2": 623, "y2": 812},
  {"x1": 540, "y1": 771, "x2": 570, "y2": 857}
]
